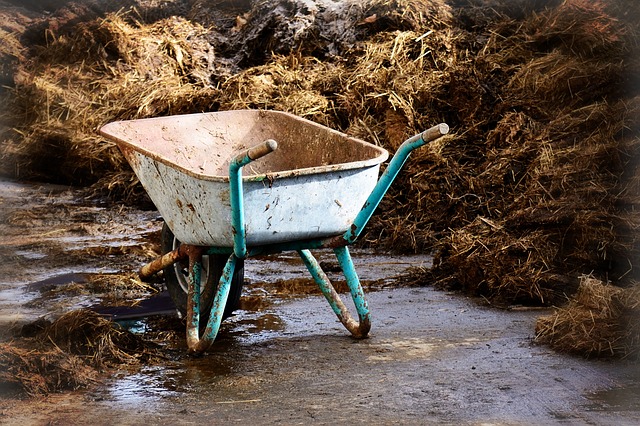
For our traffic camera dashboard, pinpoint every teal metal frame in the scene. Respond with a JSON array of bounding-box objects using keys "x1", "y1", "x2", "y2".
[{"x1": 140, "y1": 124, "x2": 449, "y2": 354}]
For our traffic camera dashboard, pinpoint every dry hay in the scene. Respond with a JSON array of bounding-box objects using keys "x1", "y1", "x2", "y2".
[
  {"x1": 535, "y1": 276, "x2": 640, "y2": 359},
  {"x1": 27, "y1": 272, "x2": 159, "y2": 303},
  {"x1": 387, "y1": 0, "x2": 640, "y2": 309},
  {"x1": 85, "y1": 272, "x2": 161, "y2": 303},
  {"x1": 0, "y1": 29, "x2": 25, "y2": 88},
  {"x1": 218, "y1": 54, "x2": 337, "y2": 126},
  {"x1": 1, "y1": 11, "x2": 222, "y2": 197},
  {"x1": 1, "y1": 0, "x2": 640, "y2": 358},
  {"x1": 0, "y1": 309, "x2": 157, "y2": 396},
  {"x1": 423, "y1": 217, "x2": 562, "y2": 305},
  {"x1": 0, "y1": 342, "x2": 96, "y2": 397}
]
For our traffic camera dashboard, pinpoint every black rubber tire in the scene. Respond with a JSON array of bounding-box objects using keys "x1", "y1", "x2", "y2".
[{"x1": 161, "y1": 223, "x2": 244, "y2": 324}]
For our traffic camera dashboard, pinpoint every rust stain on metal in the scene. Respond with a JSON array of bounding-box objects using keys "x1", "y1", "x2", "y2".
[
  {"x1": 183, "y1": 244, "x2": 206, "y2": 259},
  {"x1": 218, "y1": 189, "x2": 230, "y2": 204},
  {"x1": 186, "y1": 244, "x2": 208, "y2": 352},
  {"x1": 323, "y1": 235, "x2": 349, "y2": 248},
  {"x1": 139, "y1": 242, "x2": 209, "y2": 281},
  {"x1": 120, "y1": 146, "x2": 141, "y2": 168},
  {"x1": 140, "y1": 244, "x2": 183, "y2": 280},
  {"x1": 265, "y1": 174, "x2": 275, "y2": 188}
]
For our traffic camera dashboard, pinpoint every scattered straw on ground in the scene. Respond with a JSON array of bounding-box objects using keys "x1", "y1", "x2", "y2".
[
  {"x1": 535, "y1": 276, "x2": 640, "y2": 359},
  {"x1": 0, "y1": 309, "x2": 159, "y2": 396}
]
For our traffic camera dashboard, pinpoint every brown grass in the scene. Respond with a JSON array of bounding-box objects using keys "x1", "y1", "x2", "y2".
[{"x1": 0, "y1": 342, "x2": 96, "y2": 397}]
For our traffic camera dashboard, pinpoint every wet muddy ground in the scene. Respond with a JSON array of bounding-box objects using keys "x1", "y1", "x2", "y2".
[{"x1": 0, "y1": 179, "x2": 639, "y2": 425}]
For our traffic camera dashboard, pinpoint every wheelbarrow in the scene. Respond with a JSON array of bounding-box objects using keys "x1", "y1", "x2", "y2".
[{"x1": 100, "y1": 110, "x2": 448, "y2": 353}]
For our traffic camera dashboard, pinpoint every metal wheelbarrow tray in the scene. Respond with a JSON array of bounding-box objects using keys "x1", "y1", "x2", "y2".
[{"x1": 100, "y1": 110, "x2": 448, "y2": 353}]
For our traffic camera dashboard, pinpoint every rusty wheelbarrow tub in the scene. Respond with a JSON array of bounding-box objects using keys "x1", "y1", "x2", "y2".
[{"x1": 100, "y1": 109, "x2": 448, "y2": 354}]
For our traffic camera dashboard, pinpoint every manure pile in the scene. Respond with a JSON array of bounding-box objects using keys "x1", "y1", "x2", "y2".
[{"x1": 1, "y1": 0, "x2": 639, "y2": 359}]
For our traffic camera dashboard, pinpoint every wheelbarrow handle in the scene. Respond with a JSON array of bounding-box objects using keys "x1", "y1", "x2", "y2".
[
  {"x1": 421, "y1": 123, "x2": 450, "y2": 143},
  {"x1": 401, "y1": 123, "x2": 449, "y2": 145},
  {"x1": 233, "y1": 139, "x2": 278, "y2": 166},
  {"x1": 344, "y1": 123, "x2": 449, "y2": 243},
  {"x1": 229, "y1": 139, "x2": 279, "y2": 259},
  {"x1": 246, "y1": 139, "x2": 278, "y2": 161}
]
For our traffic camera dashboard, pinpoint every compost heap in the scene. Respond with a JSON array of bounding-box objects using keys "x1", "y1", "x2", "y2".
[{"x1": 1, "y1": 0, "x2": 639, "y2": 359}]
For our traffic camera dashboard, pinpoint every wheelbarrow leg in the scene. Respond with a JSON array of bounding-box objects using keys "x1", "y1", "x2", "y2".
[
  {"x1": 298, "y1": 247, "x2": 371, "y2": 338},
  {"x1": 186, "y1": 248, "x2": 237, "y2": 354}
]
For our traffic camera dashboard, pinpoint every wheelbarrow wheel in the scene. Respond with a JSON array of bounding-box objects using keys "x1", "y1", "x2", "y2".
[{"x1": 161, "y1": 223, "x2": 244, "y2": 324}]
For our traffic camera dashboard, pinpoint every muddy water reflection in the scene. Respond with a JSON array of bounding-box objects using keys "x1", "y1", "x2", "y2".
[
  {"x1": 106, "y1": 367, "x2": 182, "y2": 405},
  {"x1": 97, "y1": 250, "x2": 432, "y2": 407},
  {"x1": 227, "y1": 313, "x2": 286, "y2": 342},
  {"x1": 229, "y1": 249, "x2": 432, "y2": 343}
]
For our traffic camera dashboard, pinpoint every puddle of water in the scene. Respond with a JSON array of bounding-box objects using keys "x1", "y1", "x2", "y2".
[
  {"x1": 87, "y1": 248, "x2": 431, "y2": 341},
  {"x1": 585, "y1": 383, "x2": 640, "y2": 412},
  {"x1": 74, "y1": 248, "x2": 432, "y2": 350},
  {"x1": 10, "y1": 272, "x2": 91, "y2": 317},
  {"x1": 0, "y1": 269, "x2": 156, "y2": 332},
  {"x1": 0, "y1": 286, "x2": 35, "y2": 306},
  {"x1": 13, "y1": 250, "x2": 47, "y2": 260},
  {"x1": 244, "y1": 249, "x2": 432, "y2": 296},
  {"x1": 101, "y1": 366, "x2": 181, "y2": 406},
  {"x1": 225, "y1": 312, "x2": 287, "y2": 344},
  {"x1": 25, "y1": 272, "x2": 89, "y2": 292},
  {"x1": 0, "y1": 285, "x2": 37, "y2": 332},
  {"x1": 90, "y1": 338, "x2": 252, "y2": 407}
]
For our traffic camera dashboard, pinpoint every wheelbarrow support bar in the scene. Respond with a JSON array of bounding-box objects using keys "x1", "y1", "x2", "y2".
[
  {"x1": 186, "y1": 252, "x2": 238, "y2": 353},
  {"x1": 139, "y1": 243, "x2": 190, "y2": 281},
  {"x1": 344, "y1": 123, "x2": 449, "y2": 243},
  {"x1": 298, "y1": 247, "x2": 370, "y2": 338}
]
